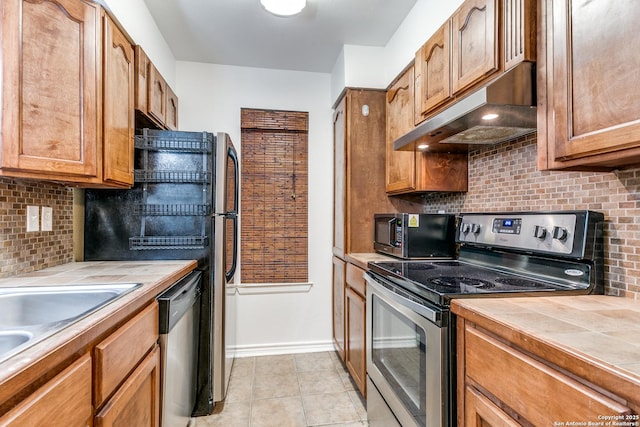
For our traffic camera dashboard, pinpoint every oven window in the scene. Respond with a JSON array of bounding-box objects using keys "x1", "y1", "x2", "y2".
[{"x1": 371, "y1": 295, "x2": 427, "y2": 427}]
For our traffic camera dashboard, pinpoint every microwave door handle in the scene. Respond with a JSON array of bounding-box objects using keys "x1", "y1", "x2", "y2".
[{"x1": 388, "y1": 218, "x2": 397, "y2": 246}]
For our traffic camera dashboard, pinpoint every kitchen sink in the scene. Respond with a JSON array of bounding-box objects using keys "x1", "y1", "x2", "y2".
[
  {"x1": 0, "y1": 283, "x2": 141, "y2": 363},
  {"x1": 0, "y1": 331, "x2": 32, "y2": 356}
]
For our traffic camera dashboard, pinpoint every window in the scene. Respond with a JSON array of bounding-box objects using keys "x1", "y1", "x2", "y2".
[{"x1": 240, "y1": 108, "x2": 308, "y2": 283}]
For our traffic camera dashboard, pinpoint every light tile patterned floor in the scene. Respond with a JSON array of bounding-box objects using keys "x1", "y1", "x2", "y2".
[{"x1": 194, "y1": 352, "x2": 369, "y2": 427}]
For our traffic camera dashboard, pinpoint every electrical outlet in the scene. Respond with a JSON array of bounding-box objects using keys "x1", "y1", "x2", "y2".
[
  {"x1": 26, "y1": 205, "x2": 40, "y2": 232},
  {"x1": 42, "y1": 206, "x2": 53, "y2": 231}
]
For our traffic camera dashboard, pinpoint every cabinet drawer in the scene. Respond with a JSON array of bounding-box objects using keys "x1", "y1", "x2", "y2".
[
  {"x1": 0, "y1": 354, "x2": 92, "y2": 427},
  {"x1": 94, "y1": 302, "x2": 159, "y2": 407},
  {"x1": 464, "y1": 325, "x2": 631, "y2": 425},
  {"x1": 346, "y1": 263, "x2": 366, "y2": 297}
]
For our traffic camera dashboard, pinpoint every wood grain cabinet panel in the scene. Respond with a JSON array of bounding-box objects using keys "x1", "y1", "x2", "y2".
[
  {"x1": 95, "y1": 345, "x2": 161, "y2": 427},
  {"x1": 538, "y1": 0, "x2": 640, "y2": 170},
  {"x1": 415, "y1": 21, "x2": 452, "y2": 120},
  {"x1": 0, "y1": 0, "x2": 100, "y2": 180},
  {"x1": 134, "y1": 45, "x2": 178, "y2": 131},
  {"x1": 503, "y1": 0, "x2": 536, "y2": 71},
  {"x1": 148, "y1": 65, "x2": 168, "y2": 127},
  {"x1": 451, "y1": 0, "x2": 499, "y2": 94},
  {"x1": 332, "y1": 256, "x2": 346, "y2": 361},
  {"x1": 458, "y1": 320, "x2": 632, "y2": 425},
  {"x1": 94, "y1": 302, "x2": 159, "y2": 407},
  {"x1": 345, "y1": 263, "x2": 366, "y2": 397},
  {"x1": 166, "y1": 85, "x2": 179, "y2": 130},
  {"x1": 386, "y1": 67, "x2": 419, "y2": 193},
  {"x1": 102, "y1": 13, "x2": 135, "y2": 187},
  {"x1": 0, "y1": 354, "x2": 92, "y2": 427}
]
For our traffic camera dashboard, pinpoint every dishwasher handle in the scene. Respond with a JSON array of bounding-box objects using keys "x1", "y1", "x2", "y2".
[{"x1": 158, "y1": 270, "x2": 202, "y2": 334}]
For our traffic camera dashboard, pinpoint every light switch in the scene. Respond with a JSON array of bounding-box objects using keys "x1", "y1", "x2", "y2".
[
  {"x1": 26, "y1": 205, "x2": 39, "y2": 232},
  {"x1": 42, "y1": 206, "x2": 53, "y2": 231}
]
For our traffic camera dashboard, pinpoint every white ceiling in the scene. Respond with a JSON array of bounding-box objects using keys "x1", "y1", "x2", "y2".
[{"x1": 143, "y1": 0, "x2": 417, "y2": 73}]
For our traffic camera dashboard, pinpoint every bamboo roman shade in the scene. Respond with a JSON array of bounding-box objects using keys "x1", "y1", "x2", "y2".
[{"x1": 240, "y1": 108, "x2": 308, "y2": 283}]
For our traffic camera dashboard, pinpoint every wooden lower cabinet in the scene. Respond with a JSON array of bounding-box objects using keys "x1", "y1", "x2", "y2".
[
  {"x1": 464, "y1": 385, "x2": 520, "y2": 427},
  {"x1": 457, "y1": 317, "x2": 633, "y2": 426},
  {"x1": 0, "y1": 354, "x2": 92, "y2": 427},
  {"x1": 345, "y1": 263, "x2": 367, "y2": 397},
  {"x1": 95, "y1": 345, "x2": 161, "y2": 427},
  {"x1": 332, "y1": 256, "x2": 346, "y2": 360}
]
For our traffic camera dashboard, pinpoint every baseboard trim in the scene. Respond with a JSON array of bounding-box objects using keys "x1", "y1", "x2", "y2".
[{"x1": 234, "y1": 340, "x2": 335, "y2": 358}]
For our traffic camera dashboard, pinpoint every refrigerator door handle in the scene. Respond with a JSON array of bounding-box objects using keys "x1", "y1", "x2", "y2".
[{"x1": 225, "y1": 212, "x2": 238, "y2": 282}]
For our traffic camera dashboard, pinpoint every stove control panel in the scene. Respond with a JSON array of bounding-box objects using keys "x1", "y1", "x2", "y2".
[{"x1": 458, "y1": 213, "x2": 578, "y2": 255}]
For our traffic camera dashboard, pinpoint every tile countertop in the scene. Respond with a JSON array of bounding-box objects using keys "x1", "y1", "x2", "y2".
[
  {"x1": 345, "y1": 252, "x2": 397, "y2": 270},
  {"x1": 0, "y1": 260, "x2": 197, "y2": 407},
  {"x1": 451, "y1": 295, "x2": 640, "y2": 407}
]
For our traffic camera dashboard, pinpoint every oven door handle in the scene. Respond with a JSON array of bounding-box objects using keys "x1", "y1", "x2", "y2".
[{"x1": 365, "y1": 272, "x2": 441, "y2": 325}]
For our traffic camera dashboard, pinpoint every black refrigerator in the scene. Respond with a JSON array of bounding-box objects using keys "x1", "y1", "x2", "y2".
[{"x1": 84, "y1": 128, "x2": 239, "y2": 415}]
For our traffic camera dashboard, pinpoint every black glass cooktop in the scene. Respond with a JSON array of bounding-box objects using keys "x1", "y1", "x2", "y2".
[{"x1": 368, "y1": 260, "x2": 572, "y2": 306}]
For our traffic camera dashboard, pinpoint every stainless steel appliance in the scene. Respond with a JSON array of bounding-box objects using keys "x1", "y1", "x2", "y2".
[
  {"x1": 365, "y1": 210, "x2": 604, "y2": 427},
  {"x1": 373, "y1": 213, "x2": 457, "y2": 259},
  {"x1": 83, "y1": 129, "x2": 239, "y2": 415},
  {"x1": 158, "y1": 271, "x2": 201, "y2": 427},
  {"x1": 394, "y1": 62, "x2": 536, "y2": 150}
]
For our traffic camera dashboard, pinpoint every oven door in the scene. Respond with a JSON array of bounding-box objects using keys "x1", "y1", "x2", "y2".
[{"x1": 365, "y1": 272, "x2": 448, "y2": 427}]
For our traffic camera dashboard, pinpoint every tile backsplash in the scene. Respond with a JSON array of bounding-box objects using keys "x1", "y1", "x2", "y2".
[
  {"x1": 419, "y1": 133, "x2": 640, "y2": 299},
  {"x1": 0, "y1": 178, "x2": 73, "y2": 278}
]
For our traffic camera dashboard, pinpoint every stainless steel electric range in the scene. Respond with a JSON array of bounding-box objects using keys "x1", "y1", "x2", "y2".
[{"x1": 364, "y1": 211, "x2": 605, "y2": 427}]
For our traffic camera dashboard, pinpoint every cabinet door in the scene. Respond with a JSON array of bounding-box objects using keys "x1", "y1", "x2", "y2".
[
  {"x1": 416, "y1": 20, "x2": 451, "y2": 117},
  {"x1": 345, "y1": 283, "x2": 366, "y2": 397},
  {"x1": 165, "y1": 85, "x2": 179, "y2": 130},
  {"x1": 332, "y1": 256, "x2": 346, "y2": 361},
  {"x1": 451, "y1": 0, "x2": 499, "y2": 94},
  {"x1": 0, "y1": 354, "x2": 92, "y2": 427},
  {"x1": 135, "y1": 45, "x2": 150, "y2": 114},
  {"x1": 464, "y1": 386, "x2": 521, "y2": 427},
  {"x1": 1, "y1": 0, "x2": 99, "y2": 178},
  {"x1": 95, "y1": 345, "x2": 161, "y2": 427},
  {"x1": 102, "y1": 14, "x2": 134, "y2": 186},
  {"x1": 333, "y1": 97, "x2": 346, "y2": 258},
  {"x1": 541, "y1": 0, "x2": 640, "y2": 168},
  {"x1": 147, "y1": 64, "x2": 167, "y2": 126},
  {"x1": 386, "y1": 67, "x2": 418, "y2": 194}
]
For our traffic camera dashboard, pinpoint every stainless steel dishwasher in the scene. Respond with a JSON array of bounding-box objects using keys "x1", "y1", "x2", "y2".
[{"x1": 158, "y1": 271, "x2": 202, "y2": 427}]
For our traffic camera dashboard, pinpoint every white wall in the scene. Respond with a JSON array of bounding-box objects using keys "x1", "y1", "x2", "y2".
[{"x1": 176, "y1": 62, "x2": 334, "y2": 356}]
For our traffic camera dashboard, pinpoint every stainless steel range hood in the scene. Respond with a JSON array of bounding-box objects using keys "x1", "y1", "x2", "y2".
[{"x1": 394, "y1": 62, "x2": 536, "y2": 151}]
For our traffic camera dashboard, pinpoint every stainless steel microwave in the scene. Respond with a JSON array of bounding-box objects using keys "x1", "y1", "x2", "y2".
[{"x1": 373, "y1": 213, "x2": 457, "y2": 259}]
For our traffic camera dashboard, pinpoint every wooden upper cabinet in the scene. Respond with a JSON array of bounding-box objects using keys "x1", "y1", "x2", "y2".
[
  {"x1": 415, "y1": 21, "x2": 451, "y2": 121},
  {"x1": 0, "y1": 0, "x2": 100, "y2": 180},
  {"x1": 503, "y1": 0, "x2": 536, "y2": 71},
  {"x1": 148, "y1": 65, "x2": 168, "y2": 126},
  {"x1": 538, "y1": 0, "x2": 640, "y2": 170},
  {"x1": 451, "y1": 0, "x2": 499, "y2": 94},
  {"x1": 135, "y1": 46, "x2": 150, "y2": 114},
  {"x1": 135, "y1": 45, "x2": 179, "y2": 130},
  {"x1": 166, "y1": 86, "x2": 179, "y2": 130},
  {"x1": 386, "y1": 67, "x2": 418, "y2": 193},
  {"x1": 103, "y1": 14, "x2": 135, "y2": 187}
]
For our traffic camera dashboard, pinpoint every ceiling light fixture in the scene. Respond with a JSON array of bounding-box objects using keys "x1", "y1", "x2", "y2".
[{"x1": 260, "y1": 0, "x2": 306, "y2": 16}]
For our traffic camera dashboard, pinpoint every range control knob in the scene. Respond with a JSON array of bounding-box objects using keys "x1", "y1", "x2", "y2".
[
  {"x1": 552, "y1": 226, "x2": 568, "y2": 241},
  {"x1": 534, "y1": 225, "x2": 547, "y2": 239},
  {"x1": 460, "y1": 223, "x2": 471, "y2": 234},
  {"x1": 471, "y1": 223, "x2": 481, "y2": 234}
]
